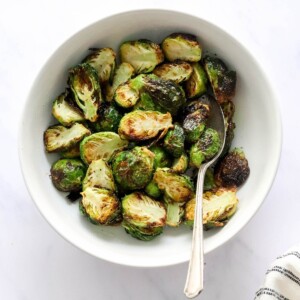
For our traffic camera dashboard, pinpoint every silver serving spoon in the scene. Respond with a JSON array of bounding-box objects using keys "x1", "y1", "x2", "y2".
[{"x1": 184, "y1": 97, "x2": 226, "y2": 298}]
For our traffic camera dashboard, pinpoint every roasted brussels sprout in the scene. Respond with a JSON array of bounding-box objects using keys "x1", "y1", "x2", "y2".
[
  {"x1": 105, "y1": 62, "x2": 135, "y2": 101},
  {"x1": 68, "y1": 63, "x2": 101, "y2": 122},
  {"x1": 44, "y1": 123, "x2": 90, "y2": 153},
  {"x1": 221, "y1": 100, "x2": 235, "y2": 123},
  {"x1": 92, "y1": 103, "x2": 122, "y2": 133},
  {"x1": 162, "y1": 33, "x2": 202, "y2": 62},
  {"x1": 50, "y1": 158, "x2": 86, "y2": 192},
  {"x1": 80, "y1": 132, "x2": 128, "y2": 164},
  {"x1": 164, "y1": 198, "x2": 185, "y2": 227},
  {"x1": 82, "y1": 159, "x2": 116, "y2": 191},
  {"x1": 133, "y1": 92, "x2": 165, "y2": 112},
  {"x1": 204, "y1": 167, "x2": 216, "y2": 191},
  {"x1": 189, "y1": 128, "x2": 221, "y2": 168},
  {"x1": 183, "y1": 94, "x2": 211, "y2": 115},
  {"x1": 153, "y1": 168, "x2": 194, "y2": 203},
  {"x1": 149, "y1": 146, "x2": 172, "y2": 169},
  {"x1": 80, "y1": 187, "x2": 121, "y2": 225},
  {"x1": 214, "y1": 148, "x2": 250, "y2": 188},
  {"x1": 184, "y1": 187, "x2": 238, "y2": 229},
  {"x1": 185, "y1": 63, "x2": 208, "y2": 98},
  {"x1": 114, "y1": 81, "x2": 140, "y2": 108},
  {"x1": 153, "y1": 61, "x2": 193, "y2": 83},
  {"x1": 183, "y1": 102, "x2": 210, "y2": 143},
  {"x1": 61, "y1": 143, "x2": 80, "y2": 158},
  {"x1": 145, "y1": 180, "x2": 162, "y2": 199},
  {"x1": 83, "y1": 48, "x2": 116, "y2": 83},
  {"x1": 52, "y1": 92, "x2": 85, "y2": 127},
  {"x1": 163, "y1": 124, "x2": 185, "y2": 158},
  {"x1": 120, "y1": 39, "x2": 164, "y2": 74},
  {"x1": 171, "y1": 152, "x2": 189, "y2": 174},
  {"x1": 118, "y1": 110, "x2": 173, "y2": 141},
  {"x1": 203, "y1": 56, "x2": 236, "y2": 103},
  {"x1": 139, "y1": 75, "x2": 186, "y2": 116},
  {"x1": 112, "y1": 147, "x2": 154, "y2": 190},
  {"x1": 122, "y1": 192, "x2": 166, "y2": 241}
]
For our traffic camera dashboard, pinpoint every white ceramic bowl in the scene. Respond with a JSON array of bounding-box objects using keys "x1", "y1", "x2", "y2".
[{"x1": 19, "y1": 9, "x2": 281, "y2": 267}]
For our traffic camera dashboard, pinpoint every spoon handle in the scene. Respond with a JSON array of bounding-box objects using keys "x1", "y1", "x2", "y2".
[{"x1": 184, "y1": 166, "x2": 206, "y2": 298}]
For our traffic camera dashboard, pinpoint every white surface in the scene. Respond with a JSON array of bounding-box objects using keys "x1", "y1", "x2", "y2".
[
  {"x1": 19, "y1": 9, "x2": 281, "y2": 268},
  {"x1": 1, "y1": 0, "x2": 299, "y2": 299}
]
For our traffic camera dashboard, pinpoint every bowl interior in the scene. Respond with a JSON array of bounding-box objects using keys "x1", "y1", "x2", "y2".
[{"x1": 19, "y1": 10, "x2": 281, "y2": 267}]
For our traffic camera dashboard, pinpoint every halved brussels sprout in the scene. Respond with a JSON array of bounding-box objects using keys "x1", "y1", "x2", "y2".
[
  {"x1": 153, "y1": 168, "x2": 194, "y2": 203},
  {"x1": 80, "y1": 132, "x2": 128, "y2": 164},
  {"x1": 61, "y1": 143, "x2": 80, "y2": 158},
  {"x1": 214, "y1": 148, "x2": 250, "y2": 188},
  {"x1": 105, "y1": 62, "x2": 135, "y2": 101},
  {"x1": 122, "y1": 192, "x2": 166, "y2": 241},
  {"x1": 83, "y1": 48, "x2": 116, "y2": 83},
  {"x1": 153, "y1": 61, "x2": 193, "y2": 83},
  {"x1": 112, "y1": 146, "x2": 154, "y2": 190},
  {"x1": 171, "y1": 152, "x2": 189, "y2": 174},
  {"x1": 50, "y1": 158, "x2": 86, "y2": 192},
  {"x1": 120, "y1": 39, "x2": 164, "y2": 74},
  {"x1": 114, "y1": 81, "x2": 140, "y2": 108},
  {"x1": 162, "y1": 33, "x2": 202, "y2": 62},
  {"x1": 149, "y1": 146, "x2": 172, "y2": 169},
  {"x1": 68, "y1": 63, "x2": 101, "y2": 122},
  {"x1": 118, "y1": 110, "x2": 173, "y2": 141},
  {"x1": 189, "y1": 128, "x2": 221, "y2": 168},
  {"x1": 203, "y1": 56, "x2": 236, "y2": 103},
  {"x1": 44, "y1": 123, "x2": 91, "y2": 153},
  {"x1": 145, "y1": 180, "x2": 162, "y2": 199},
  {"x1": 52, "y1": 92, "x2": 85, "y2": 127},
  {"x1": 92, "y1": 103, "x2": 122, "y2": 133},
  {"x1": 185, "y1": 63, "x2": 208, "y2": 98},
  {"x1": 82, "y1": 159, "x2": 116, "y2": 191},
  {"x1": 163, "y1": 124, "x2": 185, "y2": 158},
  {"x1": 184, "y1": 187, "x2": 238, "y2": 229},
  {"x1": 164, "y1": 198, "x2": 185, "y2": 227},
  {"x1": 133, "y1": 92, "x2": 166, "y2": 112},
  {"x1": 80, "y1": 187, "x2": 121, "y2": 225}
]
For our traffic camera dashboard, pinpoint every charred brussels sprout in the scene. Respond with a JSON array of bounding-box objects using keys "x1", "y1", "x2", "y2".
[
  {"x1": 185, "y1": 63, "x2": 208, "y2": 98},
  {"x1": 83, "y1": 48, "x2": 116, "y2": 83},
  {"x1": 203, "y1": 56, "x2": 236, "y2": 103},
  {"x1": 214, "y1": 148, "x2": 250, "y2": 188},
  {"x1": 82, "y1": 159, "x2": 116, "y2": 191},
  {"x1": 52, "y1": 92, "x2": 84, "y2": 127},
  {"x1": 153, "y1": 61, "x2": 193, "y2": 84},
  {"x1": 163, "y1": 124, "x2": 185, "y2": 158},
  {"x1": 133, "y1": 92, "x2": 165, "y2": 112},
  {"x1": 145, "y1": 180, "x2": 162, "y2": 199},
  {"x1": 189, "y1": 128, "x2": 221, "y2": 168},
  {"x1": 80, "y1": 187, "x2": 121, "y2": 225},
  {"x1": 149, "y1": 146, "x2": 172, "y2": 169},
  {"x1": 204, "y1": 167, "x2": 216, "y2": 191},
  {"x1": 68, "y1": 63, "x2": 101, "y2": 122},
  {"x1": 120, "y1": 39, "x2": 164, "y2": 74},
  {"x1": 185, "y1": 187, "x2": 238, "y2": 229},
  {"x1": 80, "y1": 132, "x2": 128, "y2": 164},
  {"x1": 92, "y1": 103, "x2": 122, "y2": 133},
  {"x1": 162, "y1": 33, "x2": 202, "y2": 62},
  {"x1": 105, "y1": 62, "x2": 135, "y2": 101},
  {"x1": 171, "y1": 152, "x2": 189, "y2": 174},
  {"x1": 114, "y1": 81, "x2": 140, "y2": 108},
  {"x1": 112, "y1": 147, "x2": 154, "y2": 190},
  {"x1": 153, "y1": 168, "x2": 194, "y2": 203},
  {"x1": 122, "y1": 192, "x2": 166, "y2": 241},
  {"x1": 118, "y1": 110, "x2": 173, "y2": 141},
  {"x1": 183, "y1": 101, "x2": 210, "y2": 143},
  {"x1": 140, "y1": 75, "x2": 186, "y2": 116},
  {"x1": 164, "y1": 199, "x2": 185, "y2": 227},
  {"x1": 44, "y1": 123, "x2": 90, "y2": 153},
  {"x1": 221, "y1": 100, "x2": 235, "y2": 123},
  {"x1": 50, "y1": 158, "x2": 86, "y2": 192}
]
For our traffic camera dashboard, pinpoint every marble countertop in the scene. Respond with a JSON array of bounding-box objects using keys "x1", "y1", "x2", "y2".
[{"x1": 1, "y1": 0, "x2": 300, "y2": 299}]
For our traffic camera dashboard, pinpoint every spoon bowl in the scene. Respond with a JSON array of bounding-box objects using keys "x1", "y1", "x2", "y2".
[{"x1": 184, "y1": 97, "x2": 226, "y2": 298}]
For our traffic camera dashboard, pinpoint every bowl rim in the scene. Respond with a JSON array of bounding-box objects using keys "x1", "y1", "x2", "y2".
[{"x1": 18, "y1": 8, "x2": 282, "y2": 268}]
